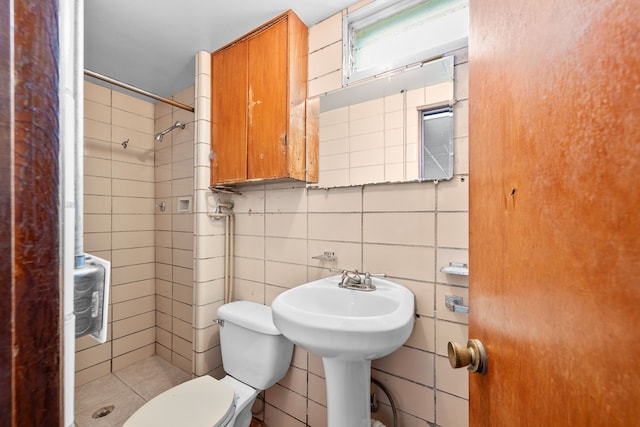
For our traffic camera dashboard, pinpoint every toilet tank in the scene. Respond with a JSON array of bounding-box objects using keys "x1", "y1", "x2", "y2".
[{"x1": 217, "y1": 301, "x2": 293, "y2": 390}]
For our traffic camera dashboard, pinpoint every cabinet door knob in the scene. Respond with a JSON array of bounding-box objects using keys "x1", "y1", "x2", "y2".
[{"x1": 447, "y1": 339, "x2": 487, "y2": 374}]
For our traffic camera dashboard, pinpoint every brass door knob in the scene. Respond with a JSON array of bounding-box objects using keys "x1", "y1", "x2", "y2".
[{"x1": 447, "y1": 339, "x2": 487, "y2": 374}]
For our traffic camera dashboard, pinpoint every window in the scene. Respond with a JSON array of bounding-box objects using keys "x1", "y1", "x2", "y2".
[
  {"x1": 343, "y1": 0, "x2": 468, "y2": 84},
  {"x1": 420, "y1": 104, "x2": 454, "y2": 181}
]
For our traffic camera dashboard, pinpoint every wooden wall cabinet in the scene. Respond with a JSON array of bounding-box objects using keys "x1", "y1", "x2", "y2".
[{"x1": 211, "y1": 10, "x2": 318, "y2": 185}]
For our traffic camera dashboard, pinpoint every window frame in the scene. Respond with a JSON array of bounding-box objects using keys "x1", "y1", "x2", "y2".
[{"x1": 342, "y1": 0, "x2": 469, "y2": 85}]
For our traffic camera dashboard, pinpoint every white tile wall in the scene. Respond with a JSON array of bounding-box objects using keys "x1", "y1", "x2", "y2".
[
  {"x1": 190, "y1": 9, "x2": 470, "y2": 423},
  {"x1": 76, "y1": 82, "x2": 157, "y2": 387}
]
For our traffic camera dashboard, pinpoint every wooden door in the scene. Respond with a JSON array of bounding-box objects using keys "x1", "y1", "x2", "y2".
[
  {"x1": 247, "y1": 18, "x2": 288, "y2": 180},
  {"x1": 211, "y1": 40, "x2": 248, "y2": 184},
  {"x1": 1, "y1": 0, "x2": 62, "y2": 424},
  {"x1": 468, "y1": 0, "x2": 640, "y2": 425}
]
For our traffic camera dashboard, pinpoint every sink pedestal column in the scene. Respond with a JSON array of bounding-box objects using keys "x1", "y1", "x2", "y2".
[{"x1": 322, "y1": 358, "x2": 371, "y2": 427}]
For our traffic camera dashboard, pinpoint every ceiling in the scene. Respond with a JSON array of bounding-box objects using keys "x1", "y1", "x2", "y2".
[{"x1": 85, "y1": 0, "x2": 355, "y2": 99}]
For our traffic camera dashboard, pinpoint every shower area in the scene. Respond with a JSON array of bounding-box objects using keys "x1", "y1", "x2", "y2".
[{"x1": 76, "y1": 52, "x2": 220, "y2": 393}]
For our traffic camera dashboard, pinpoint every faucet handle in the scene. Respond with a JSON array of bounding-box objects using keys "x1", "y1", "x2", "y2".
[{"x1": 364, "y1": 272, "x2": 372, "y2": 287}]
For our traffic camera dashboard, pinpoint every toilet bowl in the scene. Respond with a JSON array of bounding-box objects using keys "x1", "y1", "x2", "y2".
[{"x1": 124, "y1": 301, "x2": 293, "y2": 427}]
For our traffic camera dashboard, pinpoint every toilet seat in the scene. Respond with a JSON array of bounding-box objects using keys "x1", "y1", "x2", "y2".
[{"x1": 124, "y1": 376, "x2": 235, "y2": 427}]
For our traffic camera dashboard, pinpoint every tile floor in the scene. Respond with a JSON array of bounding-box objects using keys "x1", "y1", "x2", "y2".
[
  {"x1": 74, "y1": 355, "x2": 269, "y2": 427},
  {"x1": 74, "y1": 355, "x2": 191, "y2": 426}
]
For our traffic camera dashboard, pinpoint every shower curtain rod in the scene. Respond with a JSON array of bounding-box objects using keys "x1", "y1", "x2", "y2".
[{"x1": 84, "y1": 69, "x2": 195, "y2": 113}]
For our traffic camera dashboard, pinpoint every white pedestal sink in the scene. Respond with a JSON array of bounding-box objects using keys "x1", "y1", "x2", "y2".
[{"x1": 271, "y1": 274, "x2": 415, "y2": 427}]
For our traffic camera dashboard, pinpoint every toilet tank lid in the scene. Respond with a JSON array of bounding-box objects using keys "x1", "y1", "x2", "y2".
[{"x1": 217, "y1": 301, "x2": 281, "y2": 335}]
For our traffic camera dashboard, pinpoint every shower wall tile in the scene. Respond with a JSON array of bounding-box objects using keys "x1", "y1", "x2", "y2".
[
  {"x1": 112, "y1": 327, "x2": 155, "y2": 357},
  {"x1": 75, "y1": 361, "x2": 112, "y2": 388},
  {"x1": 173, "y1": 86, "x2": 195, "y2": 107},
  {"x1": 112, "y1": 344, "x2": 155, "y2": 372},
  {"x1": 173, "y1": 283, "x2": 192, "y2": 305},
  {"x1": 112, "y1": 312, "x2": 155, "y2": 339},
  {"x1": 84, "y1": 214, "x2": 111, "y2": 233},
  {"x1": 111, "y1": 295, "x2": 154, "y2": 321},
  {"x1": 156, "y1": 297, "x2": 172, "y2": 318},
  {"x1": 75, "y1": 343, "x2": 111, "y2": 372},
  {"x1": 83, "y1": 232, "x2": 111, "y2": 252},
  {"x1": 172, "y1": 214, "x2": 193, "y2": 233},
  {"x1": 112, "y1": 161, "x2": 154, "y2": 182},
  {"x1": 173, "y1": 231, "x2": 194, "y2": 251},
  {"x1": 112, "y1": 108, "x2": 154, "y2": 134},
  {"x1": 84, "y1": 138, "x2": 112, "y2": 160},
  {"x1": 85, "y1": 100, "x2": 111, "y2": 122},
  {"x1": 110, "y1": 279, "x2": 154, "y2": 304},
  {"x1": 172, "y1": 335, "x2": 192, "y2": 360},
  {"x1": 84, "y1": 156, "x2": 112, "y2": 177},
  {"x1": 85, "y1": 119, "x2": 111, "y2": 142},
  {"x1": 112, "y1": 197, "x2": 155, "y2": 214},
  {"x1": 156, "y1": 280, "x2": 171, "y2": 300},
  {"x1": 112, "y1": 214, "x2": 155, "y2": 232},
  {"x1": 112, "y1": 91, "x2": 155, "y2": 119},
  {"x1": 84, "y1": 81, "x2": 111, "y2": 104},
  {"x1": 112, "y1": 179, "x2": 154, "y2": 198},
  {"x1": 111, "y1": 126, "x2": 154, "y2": 151},
  {"x1": 110, "y1": 259, "x2": 154, "y2": 284}
]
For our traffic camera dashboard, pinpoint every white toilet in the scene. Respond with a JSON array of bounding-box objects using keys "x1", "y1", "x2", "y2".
[{"x1": 124, "y1": 301, "x2": 294, "y2": 427}]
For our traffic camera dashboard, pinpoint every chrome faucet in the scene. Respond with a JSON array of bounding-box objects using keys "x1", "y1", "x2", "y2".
[{"x1": 338, "y1": 270, "x2": 381, "y2": 291}]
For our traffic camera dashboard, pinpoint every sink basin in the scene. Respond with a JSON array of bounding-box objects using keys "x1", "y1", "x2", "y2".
[
  {"x1": 272, "y1": 275, "x2": 415, "y2": 360},
  {"x1": 272, "y1": 274, "x2": 415, "y2": 426}
]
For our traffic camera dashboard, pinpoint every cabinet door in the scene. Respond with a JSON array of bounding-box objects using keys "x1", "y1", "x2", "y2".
[
  {"x1": 211, "y1": 40, "x2": 248, "y2": 184},
  {"x1": 247, "y1": 19, "x2": 288, "y2": 180}
]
